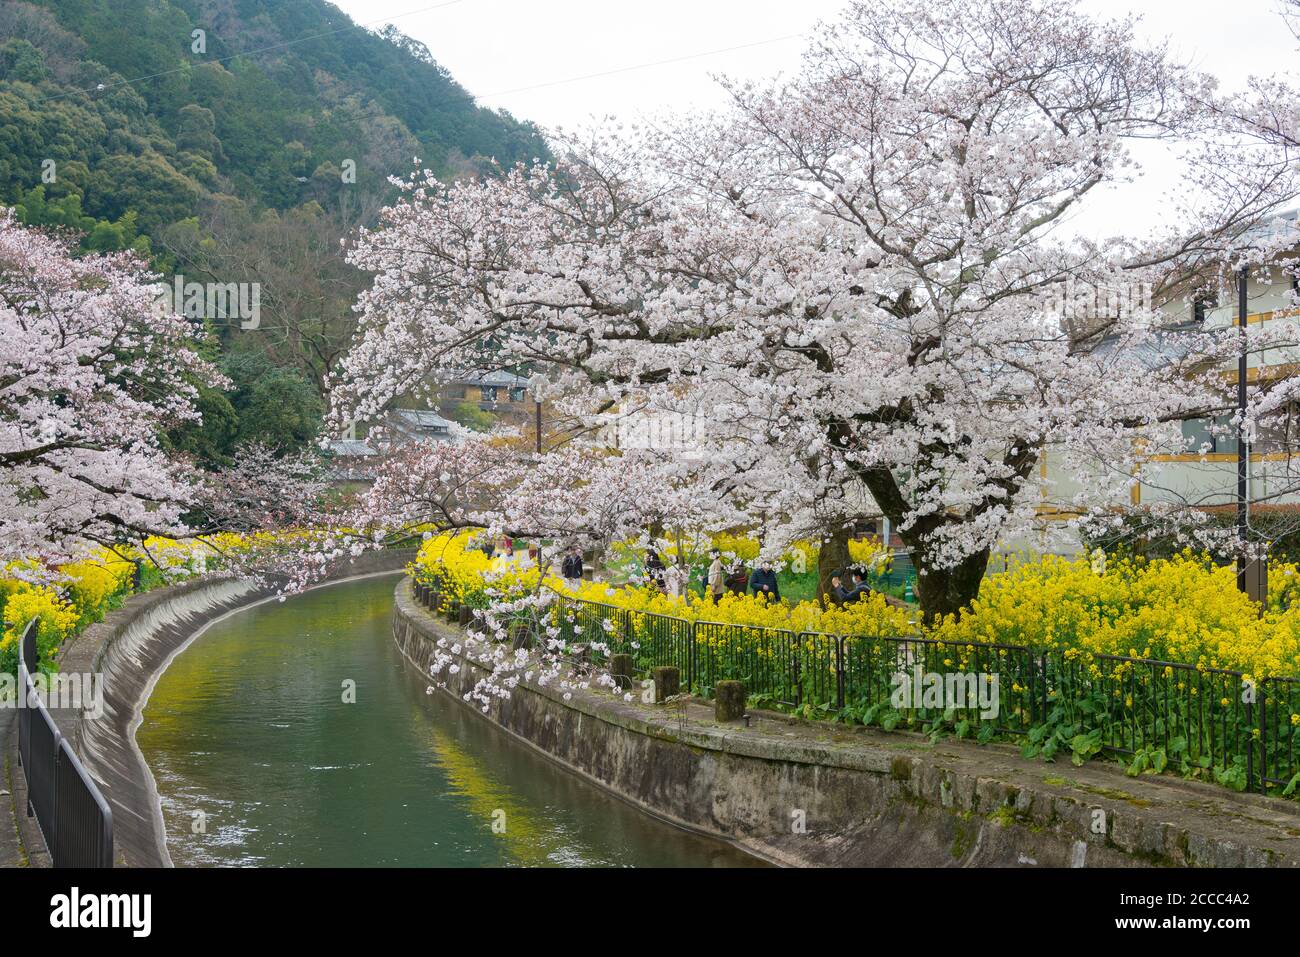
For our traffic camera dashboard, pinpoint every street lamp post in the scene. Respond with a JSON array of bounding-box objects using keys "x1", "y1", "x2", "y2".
[
  {"x1": 1235, "y1": 265, "x2": 1267, "y2": 608},
  {"x1": 1237, "y1": 265, "x2": 1248, "y2": 592}
]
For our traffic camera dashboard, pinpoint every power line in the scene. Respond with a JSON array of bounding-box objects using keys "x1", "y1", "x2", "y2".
[
  {"x1": 272, "y1": 30, "x2": 811, "y2": 159},
  {"x1": 476, "y1": 33, "x2": 807, "y2": 101},
  {"x1": 35, "y1": 0, "x2": 470, "y2": 104}
]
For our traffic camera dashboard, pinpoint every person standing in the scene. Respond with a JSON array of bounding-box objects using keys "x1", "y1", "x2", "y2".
[
  {"x1": 706, "y1": 549, "x2": 725, "y2": 602},
  {"x1": 664, "y1": 560, "x2": 685, "y2": 599},
  {"x1": 561, "y1": 545, "x2": 584, "y2": 586},
  {"x1": 750, "y1": 561, "x2": 779, "y2": 602},
  {"x1": 645, "y1": 550, "x2": 667, "y2": 591},
  {"x1": 726, "y1": 562, "x2": 750, "y2": 596},
  {"x1": 848, "y1": 570, "x2": 871, "y2": 601}
]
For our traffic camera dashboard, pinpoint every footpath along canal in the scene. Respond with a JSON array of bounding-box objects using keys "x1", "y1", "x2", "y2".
[{"x1": 137, "y1": 573, "x2": 761, "y2": 867}]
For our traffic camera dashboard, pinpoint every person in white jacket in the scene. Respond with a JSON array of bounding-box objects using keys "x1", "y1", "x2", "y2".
[{"x1": 664, "y1": 560, "x2": 686, "y2": 599}]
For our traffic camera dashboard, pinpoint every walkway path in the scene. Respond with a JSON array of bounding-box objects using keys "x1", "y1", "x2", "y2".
[{"x1": 1, "y1": 705, "x2": 40, "y2": 867}]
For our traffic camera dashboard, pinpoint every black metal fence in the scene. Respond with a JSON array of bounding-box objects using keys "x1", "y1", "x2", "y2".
[
  {"x1": 16, "y1": 620, "x2": 114, "y2": 868},
  {"x1": 545, "y1": 595, "x2": 1300, "y2": 797}
]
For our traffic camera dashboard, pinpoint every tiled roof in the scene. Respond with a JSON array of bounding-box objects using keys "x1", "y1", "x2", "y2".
[
  {"x1": 323, "y1": 438, "x2": 378, "y2": 457},
  {"x1": 392, "y1": 409, "x2": 454, "y2": 429},
  {"x1": 456, "y1": 369, "x2": 531, "y2": 388}
]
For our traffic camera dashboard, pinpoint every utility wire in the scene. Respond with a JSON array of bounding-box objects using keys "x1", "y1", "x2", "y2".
[
  {"x1": 476, "y1": 33, "x2": 806, "y2": 100},
  {"x1": 285, "y1": 31, "x2": 809, "y2": 148}
]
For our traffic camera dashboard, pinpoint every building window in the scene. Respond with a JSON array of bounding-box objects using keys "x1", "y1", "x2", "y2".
[
  {"x1": 480, "y1": 385, "x2": 498, "y2": 403},
  {"x1": 1182, "y1": 416, "x2": 1237, "y2": 454},
  {"x1": 509, "y1": 386, "x2": 526, "y2": 402}
]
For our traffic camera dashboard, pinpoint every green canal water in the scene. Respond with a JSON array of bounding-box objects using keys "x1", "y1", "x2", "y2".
[{"x1": 137, "y1": 574, "x2": 760, "y2": 867}]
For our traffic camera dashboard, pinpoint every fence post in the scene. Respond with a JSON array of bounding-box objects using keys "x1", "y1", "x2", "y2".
[
  {"x1": 1245, "y1": 697, "x2": 1255, "y2": 794},
  {"x1": 689, "y1": 622, "x2": 698, "y2": 692},
  {"x1": 793, "y1": 650, "x2": 802, "y2": 708},
  {"x1": 1258, "y1": 679, "x2": 1268, "y2": 795},
  {"x1": 716, "y1": 680, "x2": 746, "y2": 721},
  {"x1": 610, "y1": 653, "x2": 634, "y2": 691},
  {"x1": 835, "y1": 636, "x2": 845, "y2": 710},
  {"x1": 652, "y1": 666, "x2": 680, "y2": 702},
  {"x1": 1040, "y1": 653, "x2": 1049, "y2": 722}
]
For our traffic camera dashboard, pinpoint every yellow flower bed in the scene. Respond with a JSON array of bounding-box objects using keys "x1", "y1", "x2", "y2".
[
  {"x1": 848, "y1": 537, "x2": 891, "y2": 569},
  {"x1": 562, "y1": 578, "x2": 910, "y2": 636},
  {"x1": 0, "y1": 548, "x2": 137, "y2": 674},
  {"x1": 410, "y1": 532, "x2": 555, "y2": 609},
  {"x1": 411, "y1": 531, "x2": 912, "y2": 637},
  {"x1": 932, "y1": 554, "x2": 1300, "y2": 679},
  {"x1": 414, "y1": 536, "x2": 1300, "y2": 681}
]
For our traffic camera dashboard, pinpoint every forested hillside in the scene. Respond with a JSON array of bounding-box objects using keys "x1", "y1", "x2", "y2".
[{"x1": 0, "y1": 0, "x2": 550, "y2": 459}]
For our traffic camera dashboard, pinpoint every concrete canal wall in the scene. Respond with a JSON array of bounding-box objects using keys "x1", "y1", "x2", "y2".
[{"x1": 393, "y1": 579, "x2": 1300, "y2": 868}]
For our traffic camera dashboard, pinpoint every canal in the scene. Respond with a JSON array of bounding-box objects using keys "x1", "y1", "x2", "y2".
[{"x1": 136, "y1": 573, "x2": 759, "y2": 867}]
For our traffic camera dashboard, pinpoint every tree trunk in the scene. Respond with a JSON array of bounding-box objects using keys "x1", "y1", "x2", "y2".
[
  {"x1": 817, "y1": 522, "x2": 853, "y2": 607},
  {"x1": 911, "y1": 546, "x2": 991, "y2": 624}
]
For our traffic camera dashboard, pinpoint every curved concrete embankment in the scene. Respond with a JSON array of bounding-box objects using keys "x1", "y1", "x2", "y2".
[
  {"x1": 5, "y1": 549, "x2": 414, "y2": 868},
  {"x1": 393, "y1": 579, "x2": 1300, "y2": 868}
]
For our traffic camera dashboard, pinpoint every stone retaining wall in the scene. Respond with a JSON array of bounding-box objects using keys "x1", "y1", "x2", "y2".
[{"x1": 393, "y1": 579, "x2": 1300, "y2": 868}]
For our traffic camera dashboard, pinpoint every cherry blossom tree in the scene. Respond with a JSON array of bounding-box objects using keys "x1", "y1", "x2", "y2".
[
  {"x1": 0, "y1": 210, "x2": 226, "y2": 564},
  {"x1": 351, "y1": 427, "x2": 741, "y2": 558},
  {"x1": 188, "y1": 444, "x2": 328, "y2": 531},
  {"x1": 333, "y1": 0, "x2": 1300, "y2": 620}
]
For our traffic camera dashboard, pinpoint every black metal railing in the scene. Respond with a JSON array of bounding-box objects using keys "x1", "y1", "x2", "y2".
[
  {"x1": 16, "y1": 620, "x2": 114, "y2": 868},
  {"x1": 544, "y1": 595, "x2": 1299, "y2": 796}
]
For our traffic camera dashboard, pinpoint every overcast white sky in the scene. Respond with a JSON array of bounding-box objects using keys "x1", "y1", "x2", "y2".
[{"x1": 330, "y1": 0, "x2": 1298, "y2": 237}]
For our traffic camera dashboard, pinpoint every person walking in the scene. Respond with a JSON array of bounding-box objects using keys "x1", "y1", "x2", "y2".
[
  {"x1": 706, "y1": 549, "x2": 725, "y2": 602},
  {"x1": 750, "y1": 561, "x2": 779, "y2": 603}
]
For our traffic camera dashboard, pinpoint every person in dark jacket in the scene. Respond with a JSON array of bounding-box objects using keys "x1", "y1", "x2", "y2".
[
  {"x1": 561, "y1": 546, "x2": 584, "y2": 585},
  {"x1": 750, "y1": 561, "x2": 779, "y2": 602},
  {"x1": 726, "y1": 562, "x2": 749, "y2": 596},
  {"x1": 830, "y1": 570, "x2": 870, "y2": 604},
  {"x1": 645, "y1": 550, "x2": 667, "y2": 590}
]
